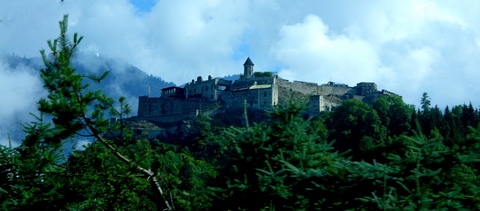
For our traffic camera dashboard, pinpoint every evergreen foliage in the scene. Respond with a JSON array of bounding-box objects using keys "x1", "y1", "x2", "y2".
[
  {"x1": 253, "y1": 71, "x2": 274, "y2": 78},
  {"x1": 210, "y1": 97, "x2": 342, "y2": 210}
]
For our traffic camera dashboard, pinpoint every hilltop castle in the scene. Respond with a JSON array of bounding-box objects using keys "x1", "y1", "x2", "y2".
[{"x1": 135, "y1": 58, "x2": 399, "y2": 123}]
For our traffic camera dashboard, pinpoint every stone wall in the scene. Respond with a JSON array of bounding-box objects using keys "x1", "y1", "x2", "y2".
[
  {"x1": 290, "y1": 81, "x2": 320, "y2": 95},
  {"x1": 308, "y1": 95, "x2": 342, "y2": 117},
  {"x1": 226, "y1": 87, "x2": 274, "y2": 111},
  {"x1": 356, "y1": 82, "x2": 378, "y2": 95},
  {"x1": 318, "y1": 83, "x2": 356, "y2": 96},
  {"x1": 275, "y1": 78, "x2": 317, "y2": 95},
  {"x1": 138, "y1": 97, "x2": 218, "y2": 120}
]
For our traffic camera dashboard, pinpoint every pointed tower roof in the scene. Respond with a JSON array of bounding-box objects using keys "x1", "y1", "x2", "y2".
[{"x1": 243, "y1": 57, "x2": 254, "y2": 66}]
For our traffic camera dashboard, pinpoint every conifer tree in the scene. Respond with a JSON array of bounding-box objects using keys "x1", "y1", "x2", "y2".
[{"x1": 211, "y1": 97, "x2": 344, "y2": 210}]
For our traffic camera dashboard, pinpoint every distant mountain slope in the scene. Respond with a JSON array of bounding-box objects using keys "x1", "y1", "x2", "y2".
[
  {"x1": 73, "y1": 53, "x2": 176, "y2": 99},
  {"x1": 3, "y1": 53, "x2": 176, "y2": 114}
]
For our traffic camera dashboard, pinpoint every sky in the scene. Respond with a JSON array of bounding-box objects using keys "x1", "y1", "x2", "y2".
[{"x1": 1, "y1": 0, "x2": 480, "y2": 145}]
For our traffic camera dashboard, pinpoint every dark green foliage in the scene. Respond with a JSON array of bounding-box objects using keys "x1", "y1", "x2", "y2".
[
  {"x1": 373, "y1": 95, "x2": 413, "y2": 137},
  {"x1": 360, "y1": 128, "x2": 480, "y2": 210},
  {"x1": 210, "y1": 97, "x2": 345, "y2": 210},
  {"x1": 1, "y1": 114, "x2": 67, "y2": 210},
  {"x1": 207, "y1": 94, "x2": 480, "y2": 210},
  {"x1": 62, "y1": 141, "x2": 157, "y2": 210},
  {"x1": 421, "y1": 92, "x2": 431, "y2": 113},
  {"x1": 416, "y1": 93, "x2": 480, "y2": 144},
  {"x1": 328, "y1": 99, "x2": 386, "y2": 160},
  {"x1": 253, "y1": 71, "x2": 274, "y2": 77},
  {"x1": 149, "y1": 140, "x2": 218, "y2": 210}
]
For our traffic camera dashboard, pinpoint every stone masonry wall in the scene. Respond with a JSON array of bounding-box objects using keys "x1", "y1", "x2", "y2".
[
  {"x1": 276, "y1": 78, "x2": 321, "y2": 95},
  {"x1": 308, "y1": 95, "x2": 342, "y2": 117},
  {"x1": 138, "y1": 97, "x2": 218, "y2": 120},
  {"x1": 318, "y1": 84, "x2": 357, "y2": 96},
  {"x1": 226, "y1": 87, "x2": 274, "y2": 111}
]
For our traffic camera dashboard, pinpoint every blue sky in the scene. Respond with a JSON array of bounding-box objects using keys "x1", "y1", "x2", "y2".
[
  {"x1": 2, "y1": 0, "x2": 480, "y2": 146},
  {"x1": 130, "y1": 0, "x2": 157, "y2": 13}
]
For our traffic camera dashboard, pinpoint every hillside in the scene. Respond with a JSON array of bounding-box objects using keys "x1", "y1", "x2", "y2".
[{"x1": 3, "y1": 53, "x2": 176, "y2": 113}]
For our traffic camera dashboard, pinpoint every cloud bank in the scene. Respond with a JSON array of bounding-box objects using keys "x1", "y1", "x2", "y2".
[{"x1": 0, "y1": 58, "x2": 44, "y2": 147}]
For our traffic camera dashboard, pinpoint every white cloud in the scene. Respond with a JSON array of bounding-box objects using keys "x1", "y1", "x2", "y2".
[
  {"x1": 75, "y1": 139, "x2": 92, "y2": 151},
  {"x1": 0, "y1": 58, "x2": 45, "y2": 146},
  {"x1": 271, "y1": 15, "x2": 382, "y2": 85},
  {"x1": 0, "y1": 64, "x2": 42, "y2": 119}
]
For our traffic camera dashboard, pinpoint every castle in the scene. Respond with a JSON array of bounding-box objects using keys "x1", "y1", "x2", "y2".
[{"x1": 135, "y1": 58, "x2": 399, "y2": 123}]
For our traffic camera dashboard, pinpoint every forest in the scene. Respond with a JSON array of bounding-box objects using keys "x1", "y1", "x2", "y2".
[{"x1": 1, "y1": 15, "x2": 480, "y2": 211}]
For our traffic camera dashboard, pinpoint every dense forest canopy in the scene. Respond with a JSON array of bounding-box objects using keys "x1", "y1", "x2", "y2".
[{"x1": 2, "y1": 15, "x2": 480, "y2": 210}]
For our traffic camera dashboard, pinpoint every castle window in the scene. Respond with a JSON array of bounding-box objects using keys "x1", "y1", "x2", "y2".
[
  {"x1": 264, "y1": 91, "x2": 267, "y2": 97},
  {"x1": 206, "y1": 86, "x2": 208, "y2": 91}
]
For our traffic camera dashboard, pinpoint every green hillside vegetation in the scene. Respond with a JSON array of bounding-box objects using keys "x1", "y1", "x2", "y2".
[{"x1": 2, "y1": 15, "x2": 480, "y2": 210}]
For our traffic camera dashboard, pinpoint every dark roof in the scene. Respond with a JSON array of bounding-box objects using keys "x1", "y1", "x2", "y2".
[{"x1": 243, "y1": 57, "x2": 254, "y2": 66}]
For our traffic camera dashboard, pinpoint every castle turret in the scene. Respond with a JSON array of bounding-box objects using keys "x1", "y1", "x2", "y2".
[{"x1": 243, "y1": 57, "x2": 254, "y2": 79}]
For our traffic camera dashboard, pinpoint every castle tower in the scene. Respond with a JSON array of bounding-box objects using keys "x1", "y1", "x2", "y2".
[{"x1": 243, "y1": 57, "x2": 254, "y2": 79}]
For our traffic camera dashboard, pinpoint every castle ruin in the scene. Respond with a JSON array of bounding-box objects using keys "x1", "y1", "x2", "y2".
[{"x1": 135, "y1": 58, "x2": 400, "y2": 123}]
